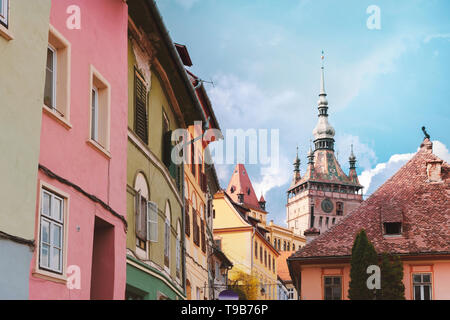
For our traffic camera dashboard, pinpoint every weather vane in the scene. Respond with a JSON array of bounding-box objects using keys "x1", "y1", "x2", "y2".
[
  {"x1": 422, "y1": 126, "x2": 430, "y2": 140},
  {"x1": 321, "y1": 50, "x2": 325, "y2": 68}
]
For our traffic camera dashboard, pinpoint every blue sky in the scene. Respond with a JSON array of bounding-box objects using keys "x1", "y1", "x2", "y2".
[{"x1": 157, "y1": 0, "x2": 450, "y2": 225}]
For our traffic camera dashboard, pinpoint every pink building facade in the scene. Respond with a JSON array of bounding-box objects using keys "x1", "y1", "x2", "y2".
[{"x1": 29, "y1": 0, "x2": 128, "y2": 299}]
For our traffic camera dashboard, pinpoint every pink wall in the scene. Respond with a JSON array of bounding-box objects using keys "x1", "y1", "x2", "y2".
[
  {"x1": 29, "y1": 0, "x2": 128, "y2": 300},
  {"x1": 300, "y1": 260, "x2": 450, "y2": 300}
]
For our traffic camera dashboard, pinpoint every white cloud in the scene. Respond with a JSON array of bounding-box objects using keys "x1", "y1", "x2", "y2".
[
  {"x1": 215, "y1": 164, "x2": 230, "y2": 187},
  {"x1": 253, "y1": 155, "x2": 292, "y2": 198},
  {"x1": 335, "y1": 134, "x2": 377, "y2": 171},
  {"x1": 208, "y1": 74, "x2": 302, "y2": 129},
  {"x1": 358, "y1": 140, "x2": 449, "y2": 197},
  {"x1": 433, "y1": 140, "x2": 450, "y2": 163}
]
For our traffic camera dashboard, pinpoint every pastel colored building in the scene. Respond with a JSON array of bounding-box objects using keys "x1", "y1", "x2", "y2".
[
  {"x1": 266, "y1": 220, "x2": 305, "y2": 253},
  {"x1": 124, "y1": 0, "x2": 201, "y2": 300},
  {"x1": 286, "y1": 63, "x2": 363, "y2": 239},
  {"x1": 214, "y1": 164, "x2": 280, "y2": 300},
  {"x1": 0, "y1": 0, "x2": 51, "y2": 299},
  {"x1": 288, "y1": 137, "x2": 450, "y2": 300},
  {"x1": 30, "y1": 0, "x2": 128, "y2": 299},
  {"x1": 184, "y1": 68, "x2": 221, "y2": 300}
]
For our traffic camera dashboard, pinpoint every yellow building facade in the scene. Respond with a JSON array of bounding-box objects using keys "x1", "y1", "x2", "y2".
[{"x1": 213, "y1": 191, "x2": 279, "y2": 300}]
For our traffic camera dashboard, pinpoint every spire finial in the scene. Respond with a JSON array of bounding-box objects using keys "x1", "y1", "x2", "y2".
[
  {"x1": 320, "y1": 50, "x2": 326, "y2": 95},
  {"x1": 349, "y1": 144, "x2": 356, "y2": 169}
]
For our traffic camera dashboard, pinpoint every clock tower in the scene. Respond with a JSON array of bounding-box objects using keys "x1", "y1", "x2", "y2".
[{"x1": 286, "y1": 55, "x2": 363, "y2": 239}]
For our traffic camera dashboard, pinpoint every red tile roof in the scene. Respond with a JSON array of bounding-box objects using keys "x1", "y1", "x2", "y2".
[
  {"x1": 277, "y1": 251, "x2": 296, "y2": 282},
  {"x1": 290, "y1": 139, "x2": 450, "y2": 261},
  {"x1": 226, "y1": 164, "x2": 264, "y2": 211}
]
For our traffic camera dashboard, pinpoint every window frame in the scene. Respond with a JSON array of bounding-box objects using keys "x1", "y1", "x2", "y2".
[
  {"x1": 34, "y1": 182, "x2": 69, "y2": 283},
  {"x1": 0, "y1": 0, "x2": 9, "y2": 28},
  {"x1": 88, "y1": 65, "x2": 111, "y2": 155},
  {"x1": 44, "y1": 45, "x2": 57, "y2": 111},
  {"x1": 43, "y1": 25, "x2": 72, "y2": 127},
  {"x1": 91, "y1": 86, "x2": 99, "y2": 141},
  {"x1": 323, "y1": 276, "x2": 342, "y2": 300},
  {"x1": 413, "y1": 273, "x2": 433, "y2": 300}
]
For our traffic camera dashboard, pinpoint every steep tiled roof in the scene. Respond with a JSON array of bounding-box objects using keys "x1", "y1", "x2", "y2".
[
  {"x1": 290, "y1": 139, "x2": 450, "y2": 260},
  {"x1": 226, "y1": 164, "x2": 264, "y2": 211}
]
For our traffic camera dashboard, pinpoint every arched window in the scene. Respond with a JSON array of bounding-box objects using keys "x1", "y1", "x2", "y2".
[
  {"x1": 164, "y1": 201, "x2": 171, "y2": 268},
  {"x1": 134, "y1": 173, "x2": 149, "y2": 250}
]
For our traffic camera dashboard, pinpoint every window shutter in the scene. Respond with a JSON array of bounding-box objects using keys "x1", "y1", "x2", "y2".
[
  {"x1": 201, "y1": 219, "x2": 206, "y2": 253},
  {"x1": 163, "y1": 130, "x2": 173, "y2": 170},
  {"x1": 185, "y1": 202, "x2": 190, "y2": 236},
  {"x1": 147, "y1": 201, "x2": 158, "y2": 242},
  {"x1": 134, "y1": 72, "x2": 148, "y2": 144}
]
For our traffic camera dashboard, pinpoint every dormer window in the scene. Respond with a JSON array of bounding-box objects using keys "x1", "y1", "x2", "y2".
[
  {"x1": 230, "y1": 186, "x2": 235, "y2": 193},
  {"x1": 384, "y1": 222, "x2": 402, "y2": 236}
]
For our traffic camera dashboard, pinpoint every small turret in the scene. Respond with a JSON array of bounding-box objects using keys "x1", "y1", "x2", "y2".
[
  {"x1": 292, "y1": 146, "x2": 301, "y2": 184},
  {"x1": 258, "y1": 195, "x2": 266, "y2": 211},
  {"x1": 348, "y1": 144, "x2": 359, "y2": 184}
]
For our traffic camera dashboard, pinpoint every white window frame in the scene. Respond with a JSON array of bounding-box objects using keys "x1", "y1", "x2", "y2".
[
  {"x1": 147, "y1": 201, "x2": 158, "y2": 242},
  {"x1": 164, "y1": 218, "x2": 170, "y2": 259},
  {"x1": 45, "y1": 45, "x2": 57, "y2": 111},
  {"x1": 0, "y1": 0, "x2": 9, "y2": 27},
  {"x1": 413, "y1": 273, "x2": 432, "y2": 300},
  {"x1": 91, "y1": 86, "x2": 99, "y2": 141},
  {"x1": 39, "y1": 189, "x2": 64, "y2": 274}
]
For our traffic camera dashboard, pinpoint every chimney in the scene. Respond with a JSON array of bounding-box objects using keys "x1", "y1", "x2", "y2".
[
  {"x1": 426, "y1": 160, "x2": 443, "y2": 182},
  {"x1": 304, "y1": 228, "x2": 320, "y2": 244}
]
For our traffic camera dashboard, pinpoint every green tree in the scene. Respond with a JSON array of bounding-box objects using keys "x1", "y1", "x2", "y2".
[
  {"x1": 348, "y1": 229, "x2": 379, "y2": 300},
  {"x1": 379, "y1": 253, "x2": 405, "y2": 300}
]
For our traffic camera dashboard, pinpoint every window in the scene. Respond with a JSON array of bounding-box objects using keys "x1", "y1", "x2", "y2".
[
  {"x1": 176, "y1": 222, "x2": 181, "y2": 277},
  {"x1": 91, "y1": 86, "x2": 99, "y2": 141},
  {"x1": 185, "y1": 201, "x2": 190, "y2": 237},
  {"x1": 135, "y1": 192, "x2": 147, "y2": 249},
  {"x1": 214, "y1": 239, "x2": 221, "y2": 250},
  {"x1": 384, "y1": 222, "x2": 402, "y2": 236},
  {"x1": 201, "y1": 218, "x2": 206, "y2": 253},
  {"x1": 134, "y1": 173, "x2": 149, "y2": 250},
  {"x1": 288, "y1": 288, "x2": 295, "y2": 300},
  {"x1": 147, "y1": 201, "x2": 158, "y2": 242},
  {"x1": 44, "y1": 46, "x2": 57, "y2": 111},
  {"x1": 44, "y1": 26, "x2": 71, "y2": 123},
  {"x1": 264, "y1": 250, "x2": 267, "y2": 267},
  {"x1": 336, "y1": 202, "x2": 343, "y2": 216},
  {"x1": 39, "y1": 189, "x2": 65, "y2": 274},
  {"x1": 0, "y1": 0, "x2": 9, "y2": 28},
  {"x1": 324, "y1": 276, "x2": 342, "y2": 300},
  {"x1": 193, "y1": 211, "x2": 200, "y2": 246},
  {"x1": 89, "y1": 66, "x2": 111, "y2": 151},
  {"x1": 134, "y1": 70, "x2": 148, "y2": 144},
  {"x1": 273, "y1": 258, "x2": 275, "y2": 273},
  {"x1": 164, "y1": 202, "x2": 171, "y2": 267},
  {"x1": 215, "y1": 261, "x2": 220, "y2": 280},
  {"x1": 260, "y1": 247, "x2": 263, "y2": 263},
  {"x1": 255, "y1": 241, "x2": 258, "y2": 258},
  {"x1": 413, "y1": 273, "x2": 432, "y2": 300}
]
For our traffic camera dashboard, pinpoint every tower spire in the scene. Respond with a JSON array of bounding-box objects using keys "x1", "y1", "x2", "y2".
[{"x1": 312, "y1": 51, "x2": 335, "y2": 151}]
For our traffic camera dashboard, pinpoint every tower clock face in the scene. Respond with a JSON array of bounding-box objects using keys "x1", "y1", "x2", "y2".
[{"x1": 321, "y1": 198, "x2": 334, "y2": 213}]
